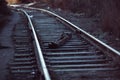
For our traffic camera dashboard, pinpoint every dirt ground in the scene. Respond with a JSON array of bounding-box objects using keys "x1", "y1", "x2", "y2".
[{"x1": 0, "y1": 11, "x2": 20, "y2": 80}]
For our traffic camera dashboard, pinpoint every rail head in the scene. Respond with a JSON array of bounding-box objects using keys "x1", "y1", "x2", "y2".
[
  {"x1": 18, "y1": 9, "x2": 51, "y2": 80},
  {"x1": 24, "y1": 7, "x2": 120, "y2": 62}
]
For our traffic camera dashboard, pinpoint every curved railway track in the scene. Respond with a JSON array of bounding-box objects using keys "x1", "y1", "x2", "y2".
[{"x1": 9, "y1": 6, "x2": 120, "y2": 80}]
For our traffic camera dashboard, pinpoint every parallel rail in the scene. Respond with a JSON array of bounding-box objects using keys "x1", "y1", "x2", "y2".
[
  {"x1": 16, "y1": 7, "x2": 120, "y2": 80},
  {"x1": 24, "y1": 7, "x2": 120, "y2": 62},
  {"x1": 19, "y1": 9, "x2": 51, "y2": 80}
]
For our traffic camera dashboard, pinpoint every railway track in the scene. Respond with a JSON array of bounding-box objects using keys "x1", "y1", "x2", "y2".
[
  {"x1": 9, "y1": 6, "x2": 120, "y2": 80},
  {"x1": 9, "y1": 13, "x2": 41, "y2": 80}
]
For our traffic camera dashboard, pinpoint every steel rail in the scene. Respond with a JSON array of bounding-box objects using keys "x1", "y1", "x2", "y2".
[
  {"x1": 24, "y1": 7, "x2": 120, "y2": 62},
  {"x1": 19, "y1": 9, "x2": 51, "y2": 80}
]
